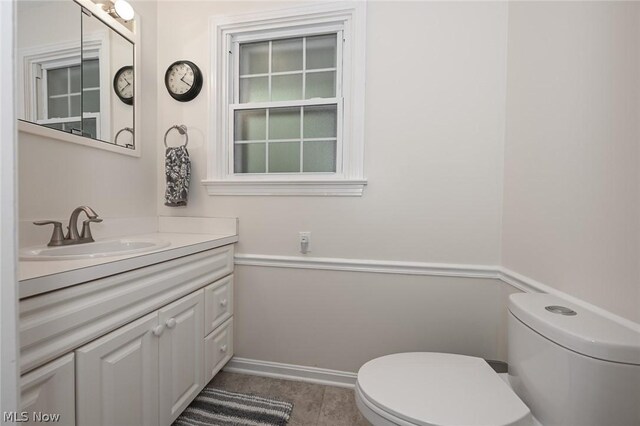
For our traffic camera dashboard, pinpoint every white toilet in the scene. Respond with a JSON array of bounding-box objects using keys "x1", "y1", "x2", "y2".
[{"x1": 356, "y1": 293, "x2": 640, "y2": 426}]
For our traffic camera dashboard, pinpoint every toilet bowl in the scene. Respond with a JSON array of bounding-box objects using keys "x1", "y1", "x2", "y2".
[
  {"x1": 356, "y1": 293, "x2": 640, "y2": 426},
  {"x1": 356, "y1": 352, "x2": 532, "y2": 426}
]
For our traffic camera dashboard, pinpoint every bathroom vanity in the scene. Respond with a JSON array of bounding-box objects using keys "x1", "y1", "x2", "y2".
[{"x1": 18, "y1": 218, "x2": 238, "y2": 426}]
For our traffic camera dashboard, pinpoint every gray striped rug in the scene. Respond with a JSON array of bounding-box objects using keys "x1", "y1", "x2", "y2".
[{"x1": 173, "y1": 387, "x2": 293, "y2": 426}]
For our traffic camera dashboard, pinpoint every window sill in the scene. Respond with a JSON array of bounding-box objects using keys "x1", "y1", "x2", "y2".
[{"x1": 201, "y1": 179, "x2": 367, "y2": 196}]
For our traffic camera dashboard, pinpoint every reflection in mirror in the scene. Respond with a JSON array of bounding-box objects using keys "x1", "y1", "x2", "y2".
[
  {"x1": 17, "y1": 1, "x2": 82, "y2": 135},
  {"x1": 17, "y1": 0, "x2": 135, "y2": 151},
  {"x1": 82, "y1": 11, "x2": 134, "y2": 147}
]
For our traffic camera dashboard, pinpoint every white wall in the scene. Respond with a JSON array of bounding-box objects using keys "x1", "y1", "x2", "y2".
[
  {"x1": 18, "y1": 0, "x2": 158, "y2": 247},
  {"x1": 156, "y1": 1, "x2": 510, "y2": 370},
  {"x1": 235, "y1": 267, "x2": 517, "y2": 372},
  {"x1": 157, "y1": 1, "x2": 507, "y2": 264},
  {"x1": 502, "y1": 2, "x2": 640, "y2": 323},
  {"x1": 1, "y1": 0, "x2": 19, "y2": 415}
]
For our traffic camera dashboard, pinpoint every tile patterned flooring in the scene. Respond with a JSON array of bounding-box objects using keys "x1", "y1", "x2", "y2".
[{"x1": 208, "y1": 371, "x2": 371, "y2": 426}]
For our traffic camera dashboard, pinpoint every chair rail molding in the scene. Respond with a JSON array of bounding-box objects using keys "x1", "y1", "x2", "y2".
[
  {"x1": 235, "y1": 254, "x2": 640, "y2": 331},
  {"x1": 234, "y1": 253, "x2": 499, "y2": 279}
]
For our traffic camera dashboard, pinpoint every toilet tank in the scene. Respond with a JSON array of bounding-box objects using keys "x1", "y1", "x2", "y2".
[{"x1": 507, "y1": 293, "x2": 640, "y2": 426}]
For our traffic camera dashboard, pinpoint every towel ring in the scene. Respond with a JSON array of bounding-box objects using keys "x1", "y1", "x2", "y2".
[
  {"x1": 164, "y1": 124, "x2": 189, "y2": 148},
  {"x1": 114, "y1": 127, "x2": 134, "y2": 146}
]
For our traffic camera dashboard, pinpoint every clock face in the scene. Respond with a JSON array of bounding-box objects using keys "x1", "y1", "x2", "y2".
[
  {"x1": 165, "y1": 60, "x2": 203, "y2": 102},
  {"x1": 167, "y1": 63, "x2": 194, "y2": 95},
  {"x1": 113, "y1": 66, "x2": 134, "y2": 105}
]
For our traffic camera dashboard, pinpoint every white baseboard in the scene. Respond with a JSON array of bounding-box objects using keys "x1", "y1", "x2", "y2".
[{"x1": 223, "y1": 357, "x2": 357, "y2": 389}]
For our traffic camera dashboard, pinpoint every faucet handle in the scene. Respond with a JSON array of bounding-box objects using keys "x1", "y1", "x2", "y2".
[
  {"x1": 33, "y1": 220, "x2": 65, "y2": 246},
  {"x1": 80, "y1": 218, "x2": 103, "y2": 241}
]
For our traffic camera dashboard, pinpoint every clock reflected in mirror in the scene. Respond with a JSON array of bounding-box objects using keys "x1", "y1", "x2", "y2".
[
  {"x1": 165, "y1": 60, "x2": 203, "y2": 102},
  {"x1": 114, "y1": 66, "x2": 134, "y2": 105}
]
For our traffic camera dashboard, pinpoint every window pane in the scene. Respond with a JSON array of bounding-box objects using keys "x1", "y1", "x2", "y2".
[
  {"x1": 43, "y1": 123, "x2": 64, "y2": 131},
  {"x1": 63, "y1": 121, "x2": 82, "y2": 132},
  {"x1": 305, "y1": 71, "x2": 336, "y2": 99},
  {"x1": 82, "y1": 118, "x2": 97, "y2": 139},
  {"x1": 269, "y1": 142, "x2": 300, "y2": 172},
  {"x1": 239, "y1": 77, "x2": 268, "y2": 103},
  {"x1": 272, "y1": 38, "x2": 303, "y2": 72},
  {"x1": 83, "y1": 59, "x2": 100, "y2": 88},
  {"x1": 235, "y1": 109, "x2": 266, "y2": 141},
  {"x1": 303, "y1": 105, "x2": 337, "y2": 138},
  {"x1": 306, "y1": 34, "x2": 337, "y2": 70},
  {"x1": 303, "y1": 140, "x2": 336, "y2": 172},
  {"x1": 83, "y1": 89, "x2": 100, "y2": 113},
  {"x1": 70, "y1": 66, "x2": 81, "y2": 92},
  {"x1": 70, "y1": 94, "x2": 81, "y2": 116},
  {"x1": 271, "y1": 74, "x2": 302, "y2": 101},
  {"x1": 269, "y1": 107, "x2": 300, "y2": 140},
  {"x1": 48, "y1": 97, "x2": 68, "y2": 118},
  {"x1": 235, "y1": 143, "x2": 266, "y2": 173},
  {"x1": 240, "y1": 42, "x2": 269, "y2": 75},
  {"x1": 47, "y1": 68, "x2": 68, "y2": 96}
]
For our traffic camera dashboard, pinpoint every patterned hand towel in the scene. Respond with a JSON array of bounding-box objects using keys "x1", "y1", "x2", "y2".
[{"x1": 165, "y1": 146, "x2": 191, "y2": 207}]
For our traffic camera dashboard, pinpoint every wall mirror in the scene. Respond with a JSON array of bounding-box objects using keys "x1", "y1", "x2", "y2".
[{"x1": 17, "y1": 0, "x2": 137, "y2": 155}]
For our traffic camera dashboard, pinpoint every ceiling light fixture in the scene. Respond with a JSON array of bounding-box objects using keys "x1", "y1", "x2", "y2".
[{"x1": 103, "y1": 0, "x2": 135, "y2": 22}]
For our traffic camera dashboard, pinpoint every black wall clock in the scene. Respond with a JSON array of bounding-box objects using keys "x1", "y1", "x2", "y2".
[
  {"x1": 165, "y1": 60, "x2": 203, "y2": 102},
  {"x1": 113, "y1": 66, "x2": 134, "y2": 105}
]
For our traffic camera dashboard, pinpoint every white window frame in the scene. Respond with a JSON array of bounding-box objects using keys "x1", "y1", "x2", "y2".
[
  {"x1": 205, "y1": 2, "x2": 367, "y2": 196},
  {"x1": 19, "y1": 35, "x2": 111, "y2": 142}
]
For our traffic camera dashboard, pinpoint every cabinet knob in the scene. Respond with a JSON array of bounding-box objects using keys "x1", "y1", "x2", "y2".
[
  {"x1": 152, "y1": 325, "x2": 165, "y2": 336},
  {"x1": 166, "y1": 318, "x2": 177, "y2": 329},
  {"x1": 220, "y1": 344, "x2": 227, "y2": 353},
  {"x1": 219, "y1": 299, "x2": 228, "y2": 307}
]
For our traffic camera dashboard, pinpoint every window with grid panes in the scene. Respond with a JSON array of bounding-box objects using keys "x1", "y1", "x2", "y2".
[
  {"x1": 233, "y1": 33, "x2": 340, "y2": 174},
  {"x1": 38, "y1": 59, "x2": 101, "y2": 139},
  {"x1": 207, "y1": 3, "x2": 366, "y2": 196}
]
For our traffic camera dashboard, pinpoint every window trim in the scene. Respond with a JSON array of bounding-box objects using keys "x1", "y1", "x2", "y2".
[
  {"x1": 205, "y1": 2, "x2": 367, "y2": 196},
  {"x1": 19, "y1": 35, "x2": 111, "y2": 142}
]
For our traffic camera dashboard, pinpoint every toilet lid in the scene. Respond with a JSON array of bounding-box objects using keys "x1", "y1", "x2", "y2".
[{"x1": 357, "y1": 352, "x2": 531, "y2": 426}]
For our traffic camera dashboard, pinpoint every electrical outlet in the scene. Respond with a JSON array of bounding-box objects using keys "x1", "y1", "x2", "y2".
[{"x1": 299, "y1": 232, "x2": 311, "y2": 254}]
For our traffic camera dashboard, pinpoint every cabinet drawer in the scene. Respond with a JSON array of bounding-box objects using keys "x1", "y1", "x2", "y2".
[
  {"x1": 204, "y1": 318, "x2": 233, "y2": 383},
  {"x1": 204, "y1": 275, "x2": 233, "y2": 336}
]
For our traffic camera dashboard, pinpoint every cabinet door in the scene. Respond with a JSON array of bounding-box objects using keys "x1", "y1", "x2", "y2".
[
  {"x1": 158, "y1": 290, "x2": 204, "y2": 425},
  {"x1": 21, "y1": 353, "x2": 75, "y2": 426},
  {"x1": 76, "y1": 312, "x2": 159, "y2": 426}
]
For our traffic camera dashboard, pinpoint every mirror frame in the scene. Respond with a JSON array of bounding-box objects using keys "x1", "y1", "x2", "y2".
[{"x1": 17, "y1": 0, "x2": 141, "y2": 157}]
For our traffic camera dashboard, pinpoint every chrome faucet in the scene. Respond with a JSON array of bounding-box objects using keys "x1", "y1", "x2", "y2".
[{"x1": 34, "y1": 206, "x2": 103, "y2": 247}]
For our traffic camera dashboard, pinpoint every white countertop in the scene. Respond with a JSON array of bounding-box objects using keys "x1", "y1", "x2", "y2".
[{"x1": 19, "y1": 232, "x2": 238, "y2": 299}]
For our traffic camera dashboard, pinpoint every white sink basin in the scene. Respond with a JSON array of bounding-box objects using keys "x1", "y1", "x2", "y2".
[{"x1": 20, "y1": 238, "x2": 171, "y2": 261}]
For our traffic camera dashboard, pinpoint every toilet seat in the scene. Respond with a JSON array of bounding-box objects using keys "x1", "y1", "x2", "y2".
[{"x1": 356, "y1": 352, "x2": 532, "y2": 426}]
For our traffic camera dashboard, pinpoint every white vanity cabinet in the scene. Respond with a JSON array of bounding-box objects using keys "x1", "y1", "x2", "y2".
[{"x1": 19, "y1": 243, "x2": 236, "y2": 426}]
